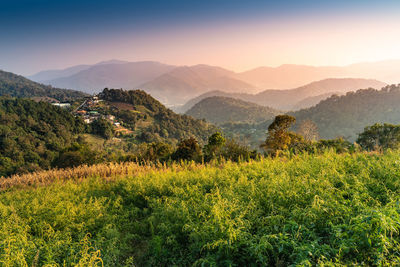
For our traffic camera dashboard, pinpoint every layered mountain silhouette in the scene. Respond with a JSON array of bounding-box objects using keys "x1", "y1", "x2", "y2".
[
  {"x1": 29, "y1": 59, "x2": 400, "y2": 106},
  {"x1": 180, "y1": 78, "x2": 386, "y2": 112}
]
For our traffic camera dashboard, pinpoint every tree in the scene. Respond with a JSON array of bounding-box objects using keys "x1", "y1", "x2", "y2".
[
  {"x1": 204, "y1": 132, "x2": 226, "y2": 160},
  {"x1": 260, "y1": 115, "x2": 297, "y2": 155},
  {"x1": 91, "y1": 118, "x2": 114, "y2": 139},
  {"x1": 143, "y1": 142, "x2": 173, "y2": 161},
  {"x1": 172, "y1": 137, "x2": 202, "y2": 161},
  {"x1": 297, "y1": 119, "x2": 319, "y2": 141},
  {"x1": 357, "y1": 123, "x2": 400, "y2": 151}
]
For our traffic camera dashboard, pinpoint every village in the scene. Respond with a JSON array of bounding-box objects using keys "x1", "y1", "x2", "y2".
[{"x1": 53, "y1": 95, "x2": 133, "y2": 136}]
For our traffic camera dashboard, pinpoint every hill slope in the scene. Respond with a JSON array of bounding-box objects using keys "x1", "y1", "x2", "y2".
[
  {"x1": 0, "y1": 70, "x2": 87, "y2": 101},
  {"x1": 0, "y1": 97, "x2": 86, "y2": 176},
  {"x1": 181, "y1": 78, "x2": 386, "y2": 111},
  {"x1": 186, "y1": 96, "x2": 280, "y2": 124},
  {"x1": 99, "y1": 88, "x2": 218, "y2": 144},
  {"x1": 291, "y1": 84, "x2": 400, "y2": 140}
]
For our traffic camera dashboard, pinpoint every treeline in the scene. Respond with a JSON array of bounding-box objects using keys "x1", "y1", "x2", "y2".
[
  {"x1": 122, "y1": 132, "x2": 258, "y2": 164},
  {"x1": 261, "y1": 114, "x2": 400, "y2": 156},
  {"x1": 0, "y1": 70, "x2": 87, "y2": 101}
]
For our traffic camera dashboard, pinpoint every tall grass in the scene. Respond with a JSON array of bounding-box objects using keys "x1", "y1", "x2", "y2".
[{"x1": 1, "y1": 151, "x2": 400, "y2": 265}]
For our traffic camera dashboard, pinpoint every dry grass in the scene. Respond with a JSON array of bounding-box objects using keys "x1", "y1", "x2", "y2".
[{"x1": 0, "y1": 160, "x2": 213, "y2": 192}]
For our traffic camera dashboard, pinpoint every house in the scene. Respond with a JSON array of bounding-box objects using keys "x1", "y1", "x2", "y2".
[
  {"x1": 52, "y1": 103, "x2": 71, "y2": 108},
  {"x1": 114, "y1": 122, "x2": 121, "y2": 127},
  {"x1": 76, "y1": 110, "x2": 87, "y2": 115}
]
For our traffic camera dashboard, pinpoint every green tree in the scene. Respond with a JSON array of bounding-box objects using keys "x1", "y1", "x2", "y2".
[
  {"x1": 261, "y1": 115, "x2": 297, "y2": 155},
  {"x1": 91, "y1": 118, "x2": 114, "y2": 139},
  {"x1": 357, "y1": 123, "x2": 400, "y2": 151},
  {"x1": 172, "y1": 137, "x2": 202, "y2": 162},
  {"x1": 204, "y1": 132, "x2": 226, "y2": 160}
]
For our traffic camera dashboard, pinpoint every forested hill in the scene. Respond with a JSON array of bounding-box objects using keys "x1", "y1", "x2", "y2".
[
  {"x1": 0, "y1": 97, "x2": 86, "y2": 176},
  {"x1": 0, "y1": 70, "x2": 88, "y2": 101},
  {"x1": 186, "y1": 96, "x2": 281, "y2": 124},
  {"x1": 291, "y1": 84, "x2": 400, "y2": 140},
  {"x1": 99, "y1": 88, "x2": 218, "y2": 144}
]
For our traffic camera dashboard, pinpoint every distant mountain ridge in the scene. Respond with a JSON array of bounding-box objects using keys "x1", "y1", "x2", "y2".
[
  {"x1": 139, "y1": 65, "x2": 256, "y2": 105},
  {"x1": 0, "y1": 69, "x2": 88, "y2": 101},
  {"x1": 180, "y1": 78, "x2": 386, "y2": 112},
  {"x1": 42, "y1": 61, "x2": 175, "y2": 95},
  {"x1": 29, "y1": 59, "x2": 400, "y2": 105}
]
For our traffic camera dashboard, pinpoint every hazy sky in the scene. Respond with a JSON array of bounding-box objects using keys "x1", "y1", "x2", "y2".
[{"x1": 2, "y1": 0, "x2": 400, "y2": 75}]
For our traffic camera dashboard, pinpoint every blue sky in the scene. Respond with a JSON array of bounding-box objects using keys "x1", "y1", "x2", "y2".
[{"x1": 1, "y1": 0, "x2": 400, "y2": 75}]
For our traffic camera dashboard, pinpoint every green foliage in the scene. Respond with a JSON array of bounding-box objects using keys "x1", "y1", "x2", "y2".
[
  {"x1": 186, "y1": 96, "x2": 280, "y2": 124},
  {"x1": 2, "y1": 151, "x2": 400, "y2": 265},
  {"x1": 172, "y1": 137, "x2": 202, "y2": 161},
  {"x1": 55, "y1": 143, "x2": 100, "y2": 168},
  {"x1": 91, "y1": 118, "x2": 114, "y2": 139},
  {"x1": 357, "y1": 123, "x2": 400, "y2": 151},
  {"x1": 100, "y1": 88, "x2": 218, "y2": 144},
  {"x1": 204, "y1": 132, "x2": 226, "y2": 160},
  {"x1": 291, "y1": 85, "x2": 400, "y2": 141},
  {"x1": 0, "y1": 69, "x2": 87, "y2": 101},
  {"x1": 261, "y1": 115, "x2": 300, "y2": 155},
  {"x1": 0, "y1": 97, "x2": 86, "y2": 176}
]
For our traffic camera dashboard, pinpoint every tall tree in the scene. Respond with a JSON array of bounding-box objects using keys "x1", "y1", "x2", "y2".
[{"x1": 261, "y1": 115, "x2": 297, "y2": 155}]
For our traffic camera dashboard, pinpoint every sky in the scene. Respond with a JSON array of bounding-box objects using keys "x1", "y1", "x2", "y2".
[{"x1": 1, "y1": 0, "x2": 400, "y2": 75}]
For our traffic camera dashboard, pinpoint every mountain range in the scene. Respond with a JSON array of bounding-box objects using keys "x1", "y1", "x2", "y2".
[
  {"x1": 180, "y1": 78, "x2": 386, "y2": 112},
  {"x1": 28, "y1": 59, "x2": 400, "y2": 106},
  {"x1": 198, "y1": 84, "x2": 400, "y2": 147}
]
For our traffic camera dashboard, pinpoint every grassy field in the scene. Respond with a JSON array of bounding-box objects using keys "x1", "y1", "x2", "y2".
[{"x1": 1, "y1": 151, "x2": 400, "y2": 266}]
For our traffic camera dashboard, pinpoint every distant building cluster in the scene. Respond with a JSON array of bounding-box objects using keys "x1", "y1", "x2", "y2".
[
  {"x1": 51, "y1": 103, "x2": 71, "y2": 108},
  {"x1": 73, "y1": 95, "x2": 133, "y2": 135}
]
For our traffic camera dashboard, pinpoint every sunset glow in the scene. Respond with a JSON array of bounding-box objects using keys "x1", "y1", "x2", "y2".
[{"x1": 1, "y1": 0, "x2": 400, "y2": 75}]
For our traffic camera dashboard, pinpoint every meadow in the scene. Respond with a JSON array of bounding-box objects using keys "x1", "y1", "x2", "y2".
[{"x1": 1, "y1": 151, "x2": 400, "y2": 266}]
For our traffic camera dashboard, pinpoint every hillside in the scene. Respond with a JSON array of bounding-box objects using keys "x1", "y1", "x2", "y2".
[
  {"x1": 0, "y1": 70, "x2": 88, "y2": 101},
  {"x1": 2, "y1": 151, "x2": 400, "y2": 265},
  {"x1": 186, "y1": 96, "x2": 280, "y2": 124},
  {"x1": 0, "y1": 97, "x2": 86, "y2": 176},
  {"x1": 98, "y1": 88, "x2": 218, "y2": 144},
  {"x1": 181, "y1": 78, "x2": 386, "y2": 111},
  {"x1": 291, "y1": 84, "x2": 400, "y2": 140},
  {"x1": 291, "y1": 91, "x2": 342, "y2": 110}
]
